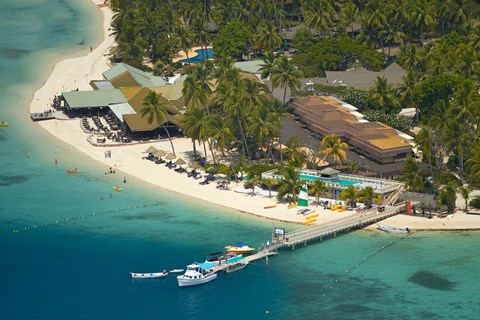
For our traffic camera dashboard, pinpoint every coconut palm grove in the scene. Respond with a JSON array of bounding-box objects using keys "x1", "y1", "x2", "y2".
[{"x1": 107, "y1": 0, "x2": 480, "y2": 211}]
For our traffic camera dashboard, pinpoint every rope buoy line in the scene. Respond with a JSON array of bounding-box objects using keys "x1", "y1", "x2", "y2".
[
  {"x1": 12, "y1": 202, "x2": 162, "y2": 234},
  {"x1": 322, "y1": 232, "x2": 413, "y2": 296}
]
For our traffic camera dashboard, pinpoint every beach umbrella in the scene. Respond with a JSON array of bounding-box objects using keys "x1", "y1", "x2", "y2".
[
  {"x1": 165, "y1": 153, "x2": 176, "y2": 160},
  {"x1": 189, "y1": 161, "x2": 201, "y2": 169},
  {"x1": 155, "y1": 150, "x2": 166, "y2": 157},
  {"x1": 175, "y1": 158, "x2": 186, "y2": 166},
  {"x1": 145, "y1": 146, "x2": 157, "y2": 153}
]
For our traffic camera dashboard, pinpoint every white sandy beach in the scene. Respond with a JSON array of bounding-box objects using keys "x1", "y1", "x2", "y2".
[{"x1": 29, "y1": 0, "x2": 480, "y2": 231}]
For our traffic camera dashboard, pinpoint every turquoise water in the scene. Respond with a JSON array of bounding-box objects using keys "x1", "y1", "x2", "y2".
[
  {"x1": 299, "y1": 174, "x2": 359, "y2": 187},
  {"x1": 180, "y1": 48, "x2": 214, "y2": 64},
  {"x1": 1, "y1": 1, "x2": 480, "y2": 319}
]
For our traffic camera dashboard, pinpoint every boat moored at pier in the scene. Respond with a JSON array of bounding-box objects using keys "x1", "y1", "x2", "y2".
[{"x1": 177, "y1": 263, "x2": 217, "y2": 287}]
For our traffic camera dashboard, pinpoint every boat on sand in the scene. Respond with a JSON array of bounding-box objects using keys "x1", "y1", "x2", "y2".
[{"x1": 377, "y1": 224, "x2": 410, "y2": 233}]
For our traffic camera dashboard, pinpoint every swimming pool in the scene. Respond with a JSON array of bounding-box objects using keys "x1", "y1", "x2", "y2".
[
  {"x1": 180, "y1": 48, "x2": 214, "y2": 64},
  {"x1": 299, "y1": 174, "x2": 359, "y2": 187}
]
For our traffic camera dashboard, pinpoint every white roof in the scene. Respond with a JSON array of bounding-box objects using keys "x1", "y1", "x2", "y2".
[
  {"x1": 109, "y1": 103, "x2": 136, "y2": 122},
  {"x1": 341, "y1": 103, "x2": 358, "y2": 111},
  {"x1": 351, "y1": 111, "x2": 364, "y2": 118}
]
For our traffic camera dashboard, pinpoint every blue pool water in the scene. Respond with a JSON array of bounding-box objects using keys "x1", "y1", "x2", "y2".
[
  {"x1": 180, "y1": 48, "x2": 214, "y2": 64},
  {"x1": 299, "y1": 174, "x2": 359, "y2": 187},
  {"x1": 1, "y1": 1, "x2": 480, "y2": 319}
]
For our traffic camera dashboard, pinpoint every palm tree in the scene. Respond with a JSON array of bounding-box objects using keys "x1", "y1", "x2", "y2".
[
  {"x1": 347, "y1": 160, "x2": 361, "y2": 174},
  {"x1": 181, "y1": 107, "x2": 209, "y2": 160},
  {"x1": 466, "y1": 141, "x2": 480, "y2": 184},
  {"x1": 141, "y1": 91, "x2": 176, "y2": 155},
  {"x1": 339, "y1": 2, "x2": 359, "y2": 39},
  {"x1": 263, "y1": 178, "x2": 278, "y2": 198},
  {"x1": 397, "y1": 158, "x2": 425, "y2": 192},
  {"x1": 339, "y1": 185, "x2": 360, "y2": 208},
  {"x1": 206, "y1": 114, "x2": 234, "y2": 159},
  {"x1": 410, "y1": 0, "x2": 435, "y2": 44},
  {"x1": 255, "y1": 21, "x2": 283, "y2": 52},
  {"x1": 368, "y1": 76, "x2": 401, "y2": 114},
  {"x1": 321, "y1": 134, "x2": 348, "y2": 165},
  {"x1": 248, "y1": 104, "x2": 281, "y2": 163},
  {"x1": 276, "y1": 166, "x2": 304, "y2": 204},
  {"x1": 177, "y1": 25, "x2": 193, "y2": 64},
  {"x1": 309, "y1": 180, "x2": 331, "y2": 206},
  {"x1": 258, "y1": 51, "x2": 276, "y2": 81},
  {"x1": 458, "y1": 185, "x2": 471, "y2": 211},
  {"x1": 270, "y1": 56, "x2": 302, "y2": 104},
  {"x1": 358, "y1": 186, "x2": 382, "y2": 208},
  {"x1": 397, "y1": 70, "x2": 419, "y2": 110},
  {"x1": 303, "y1": 0, "x2": 335, "y2": 38},
  {"x1": 378, "y1": 22, "x2": 406, "y2": 57}
]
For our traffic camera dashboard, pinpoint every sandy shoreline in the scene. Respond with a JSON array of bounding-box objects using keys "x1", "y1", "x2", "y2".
[{"x1": 29, "y1": 0, "x2": 480, "y2": 231}]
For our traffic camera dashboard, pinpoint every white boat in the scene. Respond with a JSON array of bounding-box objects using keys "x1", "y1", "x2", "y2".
[
  {"x1": 225, "y1": 256, "x2": 249, "y2": 273},
  {"x1": 377, "y1": 224, "x2": 410, "y2": 233},
  {"x1": 177, "y1": 263, "x2": 217, "y2": 287},
  {"x1": 169, "y1": 269, "x2": 184, "y2": 273},
  {"x1": 225, "y1": 242, "x2": 256, "y2": 254},
  {"x1": 130, "y1": 271, "x2": 168, "y2": 279}
]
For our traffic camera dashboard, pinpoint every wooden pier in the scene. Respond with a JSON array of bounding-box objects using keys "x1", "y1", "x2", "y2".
[
  {"x1": 212, "y1": 204, "x2": 406, "y2": 272},
  {"x1": 274, "y1": 204, "x2": 405, "y2": 249}
]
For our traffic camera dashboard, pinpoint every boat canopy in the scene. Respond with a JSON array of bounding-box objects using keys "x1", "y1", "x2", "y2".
[
  {"x1": 199, "y1": 262, "x2": 216, "y2": 270},
  {"x1": 226, "y1": 256, "x2": 244, "y2": 264},
  {"x1": 187, "y1": 264, "x2": 200, "y2": 268}
]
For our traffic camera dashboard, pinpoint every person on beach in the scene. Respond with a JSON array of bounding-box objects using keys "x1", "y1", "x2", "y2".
[{"x1": 54, "y1": 159, "x2": 57, "y2": 165}]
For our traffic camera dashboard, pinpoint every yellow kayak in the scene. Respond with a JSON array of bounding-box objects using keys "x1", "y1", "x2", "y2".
[
  {"x1": 0, "y1": 122, "x2": 9, "y2": 127},
  {"x1": 303, "y1": 218, "x2": 316, "y2": 225},
  {"x1": 113, "y1": 186, "x2": 123, "y2": 192},
  {"x1": 306, "y1": 213, "x2": 318, "y2": 219},
  {"x1": 288, "y1": 204, "x2": 298, "y2": 209}
]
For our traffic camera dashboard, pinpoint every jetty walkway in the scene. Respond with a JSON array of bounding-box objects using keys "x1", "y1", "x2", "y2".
[
  {"x1": 213, "y1": 203, "x2": 406, "y2": 272},
  {"x1": 276, "y1": 204, "x2": 405, "y2": 249}
]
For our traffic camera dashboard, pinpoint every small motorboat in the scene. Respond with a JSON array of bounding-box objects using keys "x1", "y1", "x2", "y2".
[
  {"x1": 377, "y1": 224, "x2": 410, "y2": 233},
  {"x1": 0, "y1": 121, "x2": 9, "y2": 127},
  {"x1": 169, "y1": 269, "x2": 184, "y2": 273},
  {"x1": 67, "y1": 169, "x2": 80, "y2": 173},
  {"x1": 113, "y1": 186, "x2": 123, "y2": 192},
  {"x1": 177, "y1": 263, "x2": 217, "y2": 287},
  {"x1": 225, "y1": 257, "x2": 249, "y2": 273},
  {"x1": 130, "y1": 271, "x2": 168, "y2": 279},
  {"x1": 225, "y1": 243, "x2": 255, "y2": 255}
]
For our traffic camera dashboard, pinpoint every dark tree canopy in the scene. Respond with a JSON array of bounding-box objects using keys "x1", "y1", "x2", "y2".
[{"x1": 213, "y1": 21, "x2": 251, "y2": 60}]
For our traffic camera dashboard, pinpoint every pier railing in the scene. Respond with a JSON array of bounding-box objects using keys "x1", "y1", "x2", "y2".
[{"x1": 274, "y1": 203, "x2": 405, "y2": 249}]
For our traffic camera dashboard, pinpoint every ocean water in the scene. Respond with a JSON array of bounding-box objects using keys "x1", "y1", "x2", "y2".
[{"x1": 1, "y1": 1, "x2": 480, "y2": 320}]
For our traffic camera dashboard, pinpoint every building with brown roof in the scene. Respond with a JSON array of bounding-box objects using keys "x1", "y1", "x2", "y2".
[{"x1": 289, "y1": 96, "x2": 412, "y2": 164}]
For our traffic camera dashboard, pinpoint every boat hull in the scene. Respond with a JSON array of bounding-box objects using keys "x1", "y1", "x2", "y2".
[
  {"x1": 177, "y1": 273, "x2": 217, "y2": 287},
  {"x1": 377, "y1": 224, "x2": 409, "y2": 233},
  {"x1": 130, "y1": 272, "x2": 168, "y2": 279},
  {"x1": 226, "y1": 261, "x2": 249, "y2": 273}
]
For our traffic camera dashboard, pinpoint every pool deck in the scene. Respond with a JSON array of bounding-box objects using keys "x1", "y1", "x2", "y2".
[{"x1": 172, "y1": 46, "x2": 213, "y2": 63}]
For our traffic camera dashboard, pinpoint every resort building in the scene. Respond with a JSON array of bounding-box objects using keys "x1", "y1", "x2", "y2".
[
  {"x1": 289, "y1": 96, "x2": 413, "y2": 164},
  {"x1": 61, "y1": 63, "x2": 187, "y2": 139}
]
